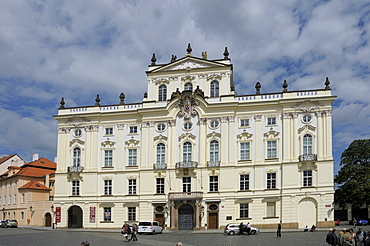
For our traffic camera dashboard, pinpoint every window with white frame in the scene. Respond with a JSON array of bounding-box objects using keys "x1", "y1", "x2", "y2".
[
  {"x1": 158, "y1": 85, "x2": 167, "y2": 101},
  {"x1": 240, "y1": 142, "x2": 250, "y2": 160},
  {"x1": 209, "y1": 176, "x2": 218, "y2": 192},
  {"x1": 104, "y1": 180, "x2": 112, "y2": 195},
  {"x1": 73, "y1": 147, "x2": 81, "y2": 167},
  {"x1": 105, "y1": 127, "x2": 113, "y2": 135},
  {"x1": 303, "y1": 134, "x2": 312, "y2": 155},
  {"x1": 128, "y1": 207, "x2": 136, "y2": 221},
  {"x1": 183, "y1": 142, "x2": 192, "y2": 162},
  {"x1": 156, "y1": 143, "x2": 166, "y2": 164},
  {"x1": 303, "y1": 170, "x2": 312, "y2": 187},
  {"x1": 128, "y1": 149, "x2": 137, "y2": 166},
  {"x1": 156, "y1": 178, "x2": 164, "y2": 194},
  {"x1": 210, "y1": 140, "x2": 219, "y2": 162},
  {"x1": 49, "y1": 181, "x2": 55, "y2": 187},
  {"x1": 72, "y1": 180, "x2": 80, "y2": 195},
  {"x1": 13, "y1": 194, "x2": 16, "y2": 204},
  {"x1": 240, "y1": 174, "x2": 250, "y2": 190},
  {"x1": 49, "y1": 196, "x2": 54, "y2": 201},
  {"x1": 240, "y1": 203, "x2": 249, "y2": 218},
  {"x1": 183, "y1": 177, "x2": 191, "y2": 192},
  {"x1": 128, "y1": 179, "x2": 136, "y2": 195},
  {"x1": 104, "y1": 150, "x2": 113, "y2": 167},
  {"x1": 104, "y1": 207, "x2": 111, "y2": 221},
  {"x1": 267, "y1": 140, "x2": 277, "y2": 159},
  {"x1": 267, "y1": 173, "x2": 276, "y2": 189},
  {"x1": 266, "y1": 202, "x2": 276, "y2": 217},
  {"x1": 209, "y1": 120, "x2": 219, "y2": 129},
  {"x1": 210, "y1": 81, "x2": 219, "y2": 97},
  {"x1": 21, "y1": 194, "x2": 25, "y2": 203},
  {"x1": 129, "y1": 126, "x2": 138, "y2": 134},
  {"x1": 240, "y1": 119, "x2": 250, "y2": 127},
  {"x1": 21, "y1": 212, "x2": 24, "y2": 220},
  {"x1": 8, "y1": 195, "x2": 10, "y2": 204},
  {"x1": 184, "y1": 82, "x2": 193, "y2": 91},
  {"x1": 267, "y1": 117, "x2": 276, "y2": 125}
]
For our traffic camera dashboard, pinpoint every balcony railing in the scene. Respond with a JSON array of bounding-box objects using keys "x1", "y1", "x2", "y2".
[
  {"x1": 207, "y1": 161, "x2": 220, "y2": 167},
  {"x1": 67, "y1": 166, "x2": 84, "y2": 173},
  {"x1": 168, "y1": 192, "x2": 203, "y2": 200},
  {"x1": 175, "y1": 161, "x2": 198, "y2": 169},
  {"x1": 299, "y1": 154, "x2": 317, "y2": 162},
  {"x1": 153, "y1": 163, "x2": 167, "y2": 169}
]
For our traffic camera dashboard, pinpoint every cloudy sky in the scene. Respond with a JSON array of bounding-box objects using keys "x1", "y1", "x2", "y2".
[{"x1": 0, "y1": 0, "x2": 369, "y2": 174}]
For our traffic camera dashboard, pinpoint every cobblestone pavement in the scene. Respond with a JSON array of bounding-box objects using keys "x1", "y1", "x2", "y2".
[{"x1": 0, "y1": 225, "x2": 367, "y2": 246}]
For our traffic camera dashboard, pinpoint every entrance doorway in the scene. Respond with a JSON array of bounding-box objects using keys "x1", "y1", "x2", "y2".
[
  {"x1": 44, "y1": 213, "x2": 52, "y2": 227},
  {"x1": 178, "y1": 204, "x2": 193, "y2": 230},
  {"x1": 155, "y1": 214, "x2": 165, "y2": 229},
  {"x1": 68, "y1": 206, "x2": 83, "y2": 228},
  {"x1": 208, "y1": 213, "x2": 218, "y2": 229}
]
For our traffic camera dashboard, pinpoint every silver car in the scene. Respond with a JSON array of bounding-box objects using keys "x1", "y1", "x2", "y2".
[
  {"x1": 4, "y1": 220, "x2": 18, "y2": 228},
  {"x1": 224, "y1": 223, "x2": 259, "y2": 235}
]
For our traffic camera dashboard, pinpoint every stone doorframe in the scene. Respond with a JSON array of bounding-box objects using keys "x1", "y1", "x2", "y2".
[{"x1": 169, "y1": 199, "x2": 202, "y2": 230}]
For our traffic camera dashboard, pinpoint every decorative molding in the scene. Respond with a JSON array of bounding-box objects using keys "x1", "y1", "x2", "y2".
[
  {"x1": 237, "y1": 130, "x2": 253, "y2": 141},
  {"x1": 101, "y1": 140, "x2": 116, "y2": 149},
  {"x1": 176, "y1": 91, "x2": 199, "y2": 119},
  {"x1": 162, "y1": 60, "x2": 214, "y2": 71},
  {"x1": 140, "y1": 122, "x2": 149, "y2": 128},
  {"x1": 153, "y1": 78, "x2": 170, "y2": 85},
  {"x1": 69, "y1": 139, "x2": 85, "y2": 147},
  {"x1": 254, "y1": 114, "x2": 262, "y2": 122},
  {"x1": 181, "y1": 75, "x2": 196, "y2": 82},
  {"x1": 178, "y1": 133, "x2": 196, "y2": 141},
  {"x1": 220, "y1": 117, "x2": 228, "y2": 123},
  {"x1": 207, "y1": 131, "x2": 221, "y2": 139},
  {"x1": 228, "y1": 116, "x2": 235, "y2": 122},
  {"x1": 125, "y1": 137, "x2": 140, "y2": 147},
  {"x1": 263, "y1": 129, "x2": 280, "y2": 139},
  {"x1": 298, "y1": 125, "x2": 316, "y2": 134},
  {"x1": 66, "y1": 116, "x2": 91, "y2": 127},
  {"x1": 206, "y1": 73, "x2": 222, "y2": 81},
  {"x1": 199, "y1": 118, "x2": 207, "y2": 125},
  {"x1": 154, "y1": 134, "x2": 168, "y2": 142},
  {"x1": 58, "y1": 127, "x2": 71, "y2": 133},
  {"x1": 292, "y1": 100, "x2": 324, "y2": 113},
  {"x1": 85, "y1": 125, "x2": 99, "y2": 132},
  {"x1": 117, "y1": 124, "x2": 125, "y2": 130},
  {"x1": 167, "y1": 120, "x2": 176, "y2": 127}
]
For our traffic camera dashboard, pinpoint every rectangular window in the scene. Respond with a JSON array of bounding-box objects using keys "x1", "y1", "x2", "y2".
[
  {"x1": 104, "y1": 207, "x2": 111, "y2": 221},
  {"x1": 128, "y1": 179, "x2": 136, "y2": 195},
  {"x1": 240, "y1": 142, "x2": 250, "y2": 160},
  {"x1": 22, "y1": 194, "x2": 25, "y2": 203},
  {"x1": 303, "y1": 170, "x2": 312, "y2": 187},
  {"x1": 267, "y1": 140, "x2": 277, "y2": 159},
  {"x1": 8, "y1": 195, "x2": 10, "y2": 204},
  {"x1": 21, "y1": 212, "x2": 24, "y2": 220},
  {"x1": 72, "y1": 180, "x2": 80, "y2": 196},
  {"x1": 240, "y1": 119, "x2": 249, "y2": 127},
  {"x1": 183, "y1": 177, "x2": 191, "y2": 192},
  {"x1": 240, "y1": 203, "x2": 249, "y2": 218},
  {"x1": 49, "y1": 196, "x2": 54, "y2": 201},
  {"x1": 104, "y1": 180, "x2": 112, "y2": 195},
  {"x1": 49, "y1": 181, "x2": 55, "y2": 187},
  {"x1": 267, "y1": 117, "x2": 276, "y2": 125},
  {"x1": 105, "y1": 127, "x2": 113, "y2": 135},
  {"x1": 240, "y1": 174, "x2": 250, "y2": 190},
  {"x1": 128, "y1": 149, "x2": 137, "y2": 166},
  {"x1": 267, "y1": 173, "x2": 276, "y2": 189},
  {"x1": 209, "y1": 176, "x2": 218, "y2": 192},
  {"x1": 128, "y1": 207, "x2": 136, "y2": 221},
  {"x1": 14, "y1": 194, "x2": 16, "y2": 204},
  {"x1": 104, "y1": 150, "x2": 113, "y2": 167},
  {"x1": 156, "y1": 178, "x2": 165, "y2": 194},
  {"x1": 266, "y1": 202, "x2": 276, "y2": 217},
  {"x1": 129, "y1": 126, "x2": 138, "y2": 134}
]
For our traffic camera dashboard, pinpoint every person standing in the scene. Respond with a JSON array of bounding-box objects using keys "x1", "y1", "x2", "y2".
[
  {"x1": 130, "y1": 224, "x2": 138, "y2": 241},
  {"x1": 238, "y1": 222, "x2": 243, "y2": 235},
  {"x1": 277, "y1": 223, "x2": 282, "y2": 238}
]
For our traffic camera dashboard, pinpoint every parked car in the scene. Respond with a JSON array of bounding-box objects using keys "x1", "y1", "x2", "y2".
[
  {"x1": 334, "y1": 218, "x2": 340, "y2": 226},
  {"x1": 224, "y1": 223, "x2": 260, "y2": 235},
  {"x1": 357, "y1": 218, "x2": 369, "y2": 226},
  {"x1": 137, "y1": 221, "x2": 162, "y2": 234},
  {"x1": 0, "y1": 220, "x2": 7, "y2": 228},
  {"x1": 3, "y1": 220, "x2": 18, "y2": 228}
]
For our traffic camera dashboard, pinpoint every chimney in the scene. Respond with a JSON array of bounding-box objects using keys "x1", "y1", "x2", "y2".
[{"x1": 32, "y1": 153, "x2": 39, "y2": 161}]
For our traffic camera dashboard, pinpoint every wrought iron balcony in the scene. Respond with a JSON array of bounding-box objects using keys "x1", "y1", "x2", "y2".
[
  {"x1": 67, "y1": 166, "x2": 84, "y2": 173},
  {"x1": 299, "y1": 154, "x2": 317, "y2": 162},
  {"x1": 207, "y1": 161, "x2": 220, "y2": 167},
  {"x1": 168, "y1": 192, "x2": 203, "y2": 200},
  {"x1": 153, "y1": 163, "x2": 167, "y2": 169},
  {"x1": 175, "y1": 161, "x2": 198, "y2": 169}
]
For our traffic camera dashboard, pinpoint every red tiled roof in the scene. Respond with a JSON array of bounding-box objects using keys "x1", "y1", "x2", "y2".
[
  {"x1": 16, "y1": 166, "x2": 55, "y2": 178},
  {"x1": 22, "y1": 157, "x2": 56, "y2": 170},
  {"x1": 18, "y1": 180, "x2": 50, "y2": 191},
  {"x1": 0, "y1": 154, "x2": 16, "y2": 164}
]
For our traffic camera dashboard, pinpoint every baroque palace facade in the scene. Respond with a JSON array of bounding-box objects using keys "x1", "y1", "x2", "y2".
[{"x1": 54, "y1": 44, "x2": 336, "y2": 229}]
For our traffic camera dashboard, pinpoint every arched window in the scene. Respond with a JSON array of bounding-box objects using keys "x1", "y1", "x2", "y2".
[
  {"x1": 158, "y1": 85, "x2": 167, "y2": 101},
  {"x1": 184, "y1": 83, "x2": 193, "y2": 91},
  {"x1": 210, "y1": 81, "x2": 219, "y2": 97},
  {"x1": 210, "y1": 140, "x2": 219, "y2": 161},
  {"x1": 303, "y1": 134, "x2": 312, "y2": 155},
  {"x1": 183, "y1": 141, "x2": 192, "y2": 162},
  {"x1": 156, "y1": 143, "x2": 166, "y2": 164},
  {"x1": 73, "y1": 147, "x2": 81, "y2": 167}
]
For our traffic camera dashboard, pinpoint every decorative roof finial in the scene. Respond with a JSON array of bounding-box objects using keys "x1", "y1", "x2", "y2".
[
  {"x1": 151, "y1": 53, "x2": 157, "y2": 65},
  {"x1": 119, "y1": 93, "x2": 125, "y2": 105},
  {"x1": 95, "y1": 94, "x2": 100, "y2": 106},
  {"x1": 282, "y1": 80, "x2": 288, "y2": 92},
  {"x1": 59, "y1": 97, "x2": 65, "y2": 109},
  {"x1": 186, "y1": 43, "x2": 192, "y2": 55},
  {"x1": 255, "y1": 82, "x2": 261, "y2": 94},
  {"x1": 144, "y1": 92, "x2": 148, "y2": 99},
  {"x1": 223, "y1": 47, "x2": 229, "y2": 59},
  {"x1": 325, "y1": 77, "x2": 331, "y2": 90}
]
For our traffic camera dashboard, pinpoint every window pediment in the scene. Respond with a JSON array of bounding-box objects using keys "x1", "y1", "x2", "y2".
[
  {"x1": 154, "y1": 135, "x2": 168, "y2": 142},
  {"x1": 207, "y1": 132, "x2": 221, "y2": 139},
  {"x1": 152, "y1": 78, "x2": 170, "y2": 85},
  {"x1": 178, "y1": 133, "x2": 196, "y2": 141},
  {"x1": 298, "y1": 125, "x2": 316, "y2": 134},
  {"x1": 263, "y1": 130, "x2": 280, "y2": 139},
  {"x1": 69, "y1": 139, "x2": 85, "y2": 147},
  {"x1": 207, "y1": 74, "x2": 222, "y2": 81},
  {"x1": 125, "y1": 138, "x2": 140, "y2": 147},
  {"x1": 101, "y1": 140, "x2": 116, "y2": 149},
  {"x1": 237, "y1": 130, "x2": 253, "y2": 141}
]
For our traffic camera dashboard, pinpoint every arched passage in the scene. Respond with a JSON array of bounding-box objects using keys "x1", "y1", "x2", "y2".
[
  {"x1": 298, "y1": 198, "x2": 317, "y2": 228},
  {"x1": 44, "y1": 213, "x2": 52, "y2": 227},
  {"x1": 68, "y1": 205, "x2": 83, "y2": 228},
  {"x1": 178, "y1": 204, "x2": 193, "y2": 230}
]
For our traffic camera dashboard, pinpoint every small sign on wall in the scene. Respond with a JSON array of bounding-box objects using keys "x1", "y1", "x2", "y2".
[
  {"x1": 56, "y1": 207, "x2": 61, "y2": 223},
  {"x1": 226, "y1": 216, "x2": 232, "y2": 220},
  {"x1": 90, "y1": 207, "x2": 96, "y2": 223}
]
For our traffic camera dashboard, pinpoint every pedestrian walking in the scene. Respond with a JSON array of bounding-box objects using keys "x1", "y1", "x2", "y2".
[
  {"x1": 277, "y1": 223, "x2": 281, "y2": 238},
  {"x1": 130, "y1": 224, "x2": 138, "y2": 241},
  {"x1": 239, "y1": 222, "x2": 243, "y2": 235},
  {"x1": 326, "y1": 228, "x2": 338, "y2": 246}
]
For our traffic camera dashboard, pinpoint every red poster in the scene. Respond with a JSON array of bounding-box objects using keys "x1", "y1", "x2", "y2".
[
  {"x1": 55, "y1": 207, "x2": 61, "y2": 223},
  {"x1": 90, "y1": 207, "x2": 96, "y2": 223}
]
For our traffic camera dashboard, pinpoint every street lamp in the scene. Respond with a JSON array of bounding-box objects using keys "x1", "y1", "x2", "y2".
[
  {"x1": 51, "y1": 205, "x2": 54, "y2": 213},
  {"x1": 29, "y1": 206, "x2": 33, "y2": 212}
]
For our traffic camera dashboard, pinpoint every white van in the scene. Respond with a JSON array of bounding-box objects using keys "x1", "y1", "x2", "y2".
[{"x1": 138, "y1": 221, "x2": 163, "y2": 234}]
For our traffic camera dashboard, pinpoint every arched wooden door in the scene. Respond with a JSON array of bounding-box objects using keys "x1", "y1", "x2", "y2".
[
  {"x1": 68, "y1": 206, "x2": 83, "y2": 228},
  {"x1": 44, "y1": 213, "x2": 52, "y2": 227}
]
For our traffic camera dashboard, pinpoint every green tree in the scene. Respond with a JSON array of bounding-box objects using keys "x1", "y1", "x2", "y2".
[{"x1": 334, "y1": 139, "x2": 370, "y2": 209}]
